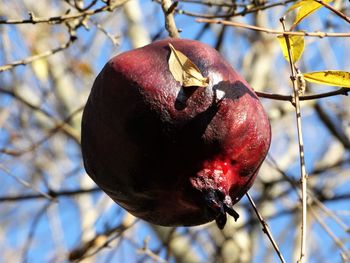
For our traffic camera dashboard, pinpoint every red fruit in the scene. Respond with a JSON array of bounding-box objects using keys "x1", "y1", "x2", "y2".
[{"x1": 81, "y1": 39, "x2": 271, "y2": 229}]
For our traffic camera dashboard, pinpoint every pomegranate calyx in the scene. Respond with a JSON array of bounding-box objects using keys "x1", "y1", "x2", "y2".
[{"x1": 204, "y1": 189, "x2": 240, "y2": 229}]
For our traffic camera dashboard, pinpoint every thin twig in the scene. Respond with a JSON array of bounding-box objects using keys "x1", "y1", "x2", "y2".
[
  {"x1": 161, "y1": 0, "x2": 180, "y2": 38},
  {"x1": 0, "y1": 165, "x2": 56, "y2": 201},
  {"x1": 255, "y1": 88, "x2": 349, "y2": 103},
  {"x1": 196, "y1": 19, "x2": 350, "y2": 37},
  {"x1": 280, "y1": 18, "x2": 308, "y2": 263},
  {"x1": 309, "y1": 206, "x2": 350, "y2": 261},
  {"x1": 64, "y1": 0, "x2": 120, "y2": 45},
  {"x1": 0, "y1": 88, "x2": 53, "y2": 117},
  {"x1": 73, "y1": 0, "x2": 98, "y2": 11},
  {"x1": 246, "y1": 192, "x2": 286, "y2": 263},
  {"x1": 69, "y1": 215, "x2": 137, "y2": 262},
  {"x1": 177, "y1": 0, "x2": 241, "y2": 7},
  {"x1": 137, "y1": 237, "x2": 167, "y2": 263},
  {"x1": 172, "y1": 0, "x2": 298, "y2": 18},
  {"x1": 0, "y1": 0, "x2": 129, "y2": 25},
  {"x1": 90, "y1": 19, "x2": 120, "y2": 46},
  {"x1": 268, "y1": 155, "x2": 350, "y2": 234},
  {"x1": 0, "y1": 35, "x2": 76, "y2": 73},
  {"x1": 0, "y1": 187, "x2": 100, "y2": 202},
  {"x1": 314, "y1": 0, "x2": 350, "y2": 24},
  {"x1": 21, "y1": 202, "x2": 52, "y2": 263},
  {"x1": 0, "y1": 88, "x2": 80, "y2": 144},
  {"x1": 0, "y1": 106, "x2": 83, "y2": 156},
  {"x1": 309, "y1": 194, "x2": 350, "y2": 234},
  {"x1": 137, "y1": 248, "x2": 167, "y2": 263},
  {"x1": 314, "y1": 103, "x2": 350, "y2": 150}
]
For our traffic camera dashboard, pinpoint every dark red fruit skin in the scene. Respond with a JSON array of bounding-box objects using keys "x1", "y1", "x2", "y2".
[{"x1": 81, "y1": 38, "x2": 271, "y2": 227}]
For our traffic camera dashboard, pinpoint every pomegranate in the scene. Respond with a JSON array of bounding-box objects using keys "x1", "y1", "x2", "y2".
[{"x1": 81, "y1": 39, "x2": 271, "y2": 229}]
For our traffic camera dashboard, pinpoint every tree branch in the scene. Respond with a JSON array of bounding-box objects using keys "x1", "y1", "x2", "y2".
[
  {"x1": 246, "y1": 192, "x2": 286, "y2": 263},
  {"x1": 196, "y1": 19, "x2": 350, "y2": 37},
  {"x1": 0, "y1": 29, "x2": 76, "y2": 73},
  {"x1": 255, "y1": 88, "x2": 349, "y2": 103},
  {"x1": 0, "y1": 0, "x2": 129, "y2": 25},
  {"x1": 0, "y1": 187, "x2": 101, "y2": 202},
  {"x1": 315, "y1": 0, "x2": 350, "y2": 24},
  {"x1": 161, "y1": 0, "x2": 180, "y2": 38},
  {"x1": 280, "y1": 18, "x2": 308, "y2": 263}
]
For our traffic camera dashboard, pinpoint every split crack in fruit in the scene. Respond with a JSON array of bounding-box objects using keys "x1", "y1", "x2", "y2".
[{"x1": 81, "y1": 39, "x2": 271, "y2": 229}]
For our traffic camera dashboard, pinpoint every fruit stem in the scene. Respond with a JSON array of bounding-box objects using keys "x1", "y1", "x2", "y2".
[{"x1": 280, "y1": 17, "x2": 308, "y2": 263}]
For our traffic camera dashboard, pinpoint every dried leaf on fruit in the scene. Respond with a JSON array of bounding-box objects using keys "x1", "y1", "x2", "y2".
[
  {"x1": 277, "y1": 35, "x2": 305, "y2": 63},
  {"x1": 168, "y1": 43, "x2": 209, "y2": 87},
  {"x1": 303, "y1": 70, "x2": 350, "y2": 87},
  {"x1": 287, "y1": 0, "x2": 333, "y2": 28}
]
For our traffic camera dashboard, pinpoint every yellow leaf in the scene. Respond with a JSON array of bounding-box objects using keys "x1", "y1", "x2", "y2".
[
  {"x1": 168, "y1": 43, "x2": 209, "y2": 87},
  {"x1": 287, "y1": 0, "x2": 333, "y2": 27},
  {"x1": 32, "y1": 58, "x2": 48, "y2": 82},
  {"x1": 303, "y1": 71, "x2": 350, "y2": 87},
  {"x1": 277, "y1": 35, "x2": 305, "y2": 63},
  {"x1": 287, "y1": 0, "x2": 307, "y2": 12}
]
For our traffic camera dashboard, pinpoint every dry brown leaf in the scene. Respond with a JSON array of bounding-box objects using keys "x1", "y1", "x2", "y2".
[{"x1": 168, "y1": 43, "x2": 209, "y2": 87}]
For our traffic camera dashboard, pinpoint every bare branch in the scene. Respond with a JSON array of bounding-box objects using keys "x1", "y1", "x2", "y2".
[
  {"x1": 171, "y1": 0, "x2": 298, "y2": 18},
  {"x1": 246, "y1": 192, "x2": 286, "y2": 263},
  {"x1": 137, "y1": 237, "x2": 167, "y2": 263},
  {"x1": 0, "y1": 187, "x2": 100, "y2": 202},
  {"x1": 0, "y1": 0, "x2": 129, "y2": 25},
  {"x1": 309, "y1": 206, "x2": 350, "y2": 261},
  {"x1": 0, "y1": 33, "x2": 76, "y2": 73},
  {"x1": 0, "y1": 106, "x2": 83, "y2": 156},
  {"x1": 314, "y1": 103, "x2": 350, "y2": 150},
  {"x1": 280, "y1": 18, "x2": 308, "y2": 263},
  {"x1": 68, "y1": 214, "x2": 137, "y2": 261},
  {"x1": 196, "y1": 19, "x2": 350, "y2": 37},
  {"x1": 21, "y1": 202, "x2": 52, "y2": 263},
  {"x1": 255, "y1": 88, "x2": 349, "y2": 103},
  {"x1": 0, "y1": 165, "x2": 55, "y2": 201},
  {"x1": 0, "y1": 88, "x2": 81, "y2": 143},
  {"x1": 315, "y1": 0, "x2": 350, "y2": 24},
  {"x1": 161, "y1": 0, "x2": 180, "y2": 38}
]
